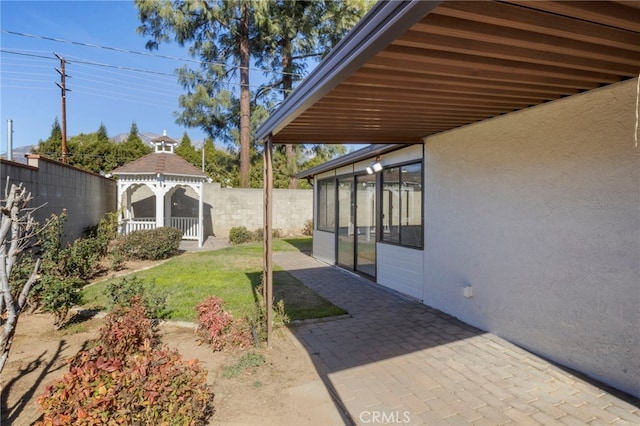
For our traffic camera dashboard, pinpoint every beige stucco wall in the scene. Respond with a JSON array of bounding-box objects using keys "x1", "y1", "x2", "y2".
[{"x1": 422, "y1": 78, "x2": 640, "y2": 397}]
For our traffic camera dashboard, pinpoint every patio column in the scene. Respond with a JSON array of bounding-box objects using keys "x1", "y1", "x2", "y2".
[{"x1": 263, "y1": 135, "x2": 273, "y2": 348}]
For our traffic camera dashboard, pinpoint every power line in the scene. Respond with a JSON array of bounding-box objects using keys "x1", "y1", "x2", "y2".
[
  {"x1": 3, "y1": 71, "x2": 54, "y2": 78},
  {"x1": 1, "y1": 49, "x2": 293, "y2": 95},
  {"x1": 1, "y1": 29, "x2": 307, "y2": 78},
  {"x1": 72, "y1": 75, "x2": 181, "y2": 98},
  {"x1": 71, "y1": 85, "x2": 178, "y2": 108},
  {"x1": 0, "y1": 49, "x2": 55, "y2": 61}
]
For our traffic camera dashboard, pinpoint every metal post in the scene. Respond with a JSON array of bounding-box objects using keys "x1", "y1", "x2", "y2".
[
  {"x1": 263, "y1": 135, "x2": 273, "y2": 348},
  {"x1": 6, "y1": 119, "x2": 13, "y2": 161}
]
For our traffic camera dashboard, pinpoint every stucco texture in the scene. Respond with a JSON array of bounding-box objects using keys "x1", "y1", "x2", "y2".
[{"x1": 422, "y1": 79, "x2": 640, "y2": 397}]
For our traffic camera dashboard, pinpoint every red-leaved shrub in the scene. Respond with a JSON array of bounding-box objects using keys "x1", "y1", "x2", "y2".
[
  {"x1": 196, "y1": 296, "x2": 253, "y2": 351},
  {"x1": 36, "y1": 297, "x2": 213, "y2": 425},
  {"x1": 93, "y1": 295, "x2": 158, "y2": 359}
]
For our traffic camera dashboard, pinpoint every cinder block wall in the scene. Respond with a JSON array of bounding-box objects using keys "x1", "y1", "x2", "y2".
[
  {"x1": 0, "y1": 155, "x2": 117, "y2": 242},
  {"x1": 207, "y1": 185, "x2": 312, "y2": 237},
  {"x1": 128, "y1": 182, "x2": 313, "y2": 238}
]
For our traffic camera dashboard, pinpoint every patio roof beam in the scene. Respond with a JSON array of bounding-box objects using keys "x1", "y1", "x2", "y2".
[{"x1": 255, "y1": 0, "x2": 443, "y2": 144}]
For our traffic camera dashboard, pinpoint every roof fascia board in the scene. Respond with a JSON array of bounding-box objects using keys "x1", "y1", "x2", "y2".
[
  {"x1": 296, "y1": 143, "x2": 414, "y2": 178},
  {"x1": 255, "y1": 0, "x2": 443, "y2": 143}
]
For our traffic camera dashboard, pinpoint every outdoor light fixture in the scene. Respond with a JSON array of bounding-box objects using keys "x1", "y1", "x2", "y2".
[{"x1": 366, "y1": 156, "x2": 383, "y2": 174}]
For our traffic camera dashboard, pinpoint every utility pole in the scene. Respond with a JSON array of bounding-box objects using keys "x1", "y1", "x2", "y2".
[{"x1": 55, "y1": 53, "x2": 70, "y2": 163}]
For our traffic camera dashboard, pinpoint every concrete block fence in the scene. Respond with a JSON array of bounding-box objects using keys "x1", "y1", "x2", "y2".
[{"x1": 1, "y1": 155, "x2": 117, "y2": 243}]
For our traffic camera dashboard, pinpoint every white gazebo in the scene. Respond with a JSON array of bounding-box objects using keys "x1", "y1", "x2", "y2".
[{"x1": 111, "y1": 132, "x2": 209, "y2": 247}]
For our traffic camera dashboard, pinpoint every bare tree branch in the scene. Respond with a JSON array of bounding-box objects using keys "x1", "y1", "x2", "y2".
[{"x1": 0, "y1": 183, "x2": 43, "y2": 373}]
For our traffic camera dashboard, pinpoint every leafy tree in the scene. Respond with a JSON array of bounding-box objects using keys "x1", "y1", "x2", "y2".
[
  {"x1": 118, "y1": 122, "x2": 152, "y2": 164},
  {"x1": 203, "y1": 138, "x2": 237, "y2": 186},
  {"x1": 254, "y1": 0, "x2": 371, "y2": 188},
  {"x1": 136, "y1": 0, "x2": 259, "y2": 188},
  {"x1": 68, "y1": 124, "x2": 118, "y2": 174},
  {"x1": 34, "y1": 118, "x2": 64, "y2": 160},
  {"x1": 135, "y1": 1, "x2": 368, "y2": 189},
  {"x1": 175, "y1": 132, "x2": 200, "y2": 167}
]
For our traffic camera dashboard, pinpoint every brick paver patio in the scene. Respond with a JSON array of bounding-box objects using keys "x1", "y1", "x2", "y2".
[{"x1": 274, "y1": 251, "x2": 640, "y2": 425}]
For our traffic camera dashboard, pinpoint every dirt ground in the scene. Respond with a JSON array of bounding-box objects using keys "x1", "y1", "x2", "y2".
[{"x1": 1, "y1": 260, "x2": 346, "y2": 425}]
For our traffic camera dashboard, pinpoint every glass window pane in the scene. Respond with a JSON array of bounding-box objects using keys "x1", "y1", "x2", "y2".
[
  {"x1": 382, "y1": 167, "x2": 400, "y2": 243},
  {"x1": 399, "y1": 163, "x2": 422, "y2": 248},
  {"x1": 317, "y1": 179, "x2": 335, "y2": 232}
]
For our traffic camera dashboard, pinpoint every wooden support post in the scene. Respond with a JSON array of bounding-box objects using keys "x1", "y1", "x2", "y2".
[{"x1": 263, "y1": 135, "x2": 273, "y2": 348}]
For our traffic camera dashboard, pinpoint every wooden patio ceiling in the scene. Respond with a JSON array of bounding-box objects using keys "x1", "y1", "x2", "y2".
[{"x1": 264, "y1": 0, "x2": 640, "y2": 145}]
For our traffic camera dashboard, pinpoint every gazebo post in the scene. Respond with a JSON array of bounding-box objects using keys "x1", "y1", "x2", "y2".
[
  {"x1": 164, "y1": 189, "x2": 172, "y2": 229},
  {"x1": 155, "y1": 174, "x2": 164, "y2": 229},
  {"x1": 125, "y1": 189, "x2": 132, "y2": 220}
]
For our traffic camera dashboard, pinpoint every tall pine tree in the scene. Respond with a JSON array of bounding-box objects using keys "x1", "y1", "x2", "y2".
[{"x1": 136, "y1": 0, "x2": 258, "y2": 187}]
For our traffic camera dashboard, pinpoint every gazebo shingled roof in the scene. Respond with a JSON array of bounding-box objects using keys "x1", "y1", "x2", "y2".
[{"x1": 111, "y1": 152, "x2": 208, "y2": 177}]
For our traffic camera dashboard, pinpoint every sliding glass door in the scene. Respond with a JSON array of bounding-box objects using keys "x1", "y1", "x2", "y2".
[
  {"x1": 337, "y1": 176, "x2": 354, "y2": 269},
  {"x1": 336, "y1": 174, "x2": 377, "y2": 278}
]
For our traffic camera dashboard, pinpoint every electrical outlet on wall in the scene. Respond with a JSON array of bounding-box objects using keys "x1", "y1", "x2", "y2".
[{"x1": 462, "y1": 286, "x2": 473, "y2": 298}]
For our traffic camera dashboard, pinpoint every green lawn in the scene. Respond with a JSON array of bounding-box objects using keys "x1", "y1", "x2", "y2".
[{"x1": 83, "y1": 237, "x2": 345, "y2": 322}]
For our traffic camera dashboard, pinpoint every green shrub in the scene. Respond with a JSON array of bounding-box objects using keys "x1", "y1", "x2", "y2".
[
  {"x1": 9, "y1": 254, "x2": 37, "y2": 300},
  {"x1": 36, "y1": 211, "x2": 89, "y2": 327},
  {"x1": 230, "y1": 227, "x2": 282, "y2": 244},
  {"x1": 252, "y1": 228, "x2": 282, "y2": 240},
  {"x1": 37, "y1": 297, "x2": 213, "y2": 425},
  {"x1": 106, "y1": 276, "x2": 167, "y2": 320},
  {"x1": 39, "y1": 274, "x2": 84, "y2": 328},
  {"x1": 83, "y1": 211, "x2": 119, "y2": 258},
  {"x1": 118, "y1": 227, "x2": 182, "y2": 260},
  {"x1": 229, "y1": 226, "x2": 252, "y2": 245},
  {"x1": 302, "y1": 219, "x2": 313, "y2": 236},
  {"x1": 65, "y1": 237, "x2": 102, "y2": 280},
  {"x1": 109, "y1": 249, "x2": 125, "y2": 271},
  {"x1": 251, "y1": 227, "x2": 263, "y2": 241},
  {"x1": 250, "y1": 284, "x2": 289, "y2": 345}
]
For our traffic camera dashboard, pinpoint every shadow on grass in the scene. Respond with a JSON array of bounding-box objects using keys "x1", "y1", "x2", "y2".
[
  {"x1": 246, "y1": 271, "x2": 346, "y2": 322},
  {"x1": 281, "y1": 238, "x2": 312, "y2": 255}
]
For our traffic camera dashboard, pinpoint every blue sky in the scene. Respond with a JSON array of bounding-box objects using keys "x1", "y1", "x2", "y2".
[{"x1": 1, "y1": 1, "x2": 231, "y2": 150}]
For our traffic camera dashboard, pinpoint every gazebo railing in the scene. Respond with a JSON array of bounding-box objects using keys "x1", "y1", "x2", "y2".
[
  {"x1": 121, "y1": 218, "x2": 156, "y2": 234},
  {"x1": 171, "y1": 217, "x2": 198, "y2": 240},
  {"x1": 120, "y1": 217, "x2": 199, "y2": 241}
]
